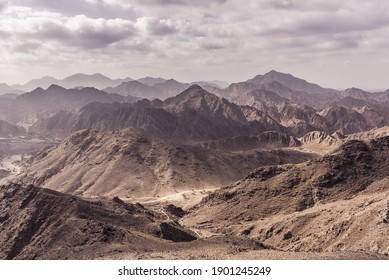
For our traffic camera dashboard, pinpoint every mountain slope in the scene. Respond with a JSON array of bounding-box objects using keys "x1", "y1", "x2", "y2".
[
  {"x1": 10, "y1": 127, "x2": 315, "y2": 199},
  {"x1": 104, "y1": 80, "x2": 163, "y2": 98},
  {"x1": 319, "y1": 106, "x2": 370, "y2": 134},
  {"x1": 184, "y1": 137, "x2": 389, "y2": 255},
  {"x1": 231, "y1": 89, "x2": 289, "y2": 110},
  {"x1": 13, "y1": 76, "x2": 60, "y2": 92},
  {"x1": 0, "y1": 183, "x2": 200, "y2": 259},
  {"x1": 137, "y1": 77, "x2": 166, "y2": 86},
  {"x1": 247, "y1": 70, "x2": 335, "y2": 95},
  {"x1": 16, "y1": 85, "x2": 125, "y2": 115},
  {"x1": 14, "y1": 74, "x2": 132, "y2": 91},
  {"x1": 71, "y1": 85, "x2": 285, "y2": 143},
  {"x1": 0, "y1": 83, "x2": 22, "y2": 95},
  {"x1": 0, "y1": 120, "x2": 25, "y2": 137}
]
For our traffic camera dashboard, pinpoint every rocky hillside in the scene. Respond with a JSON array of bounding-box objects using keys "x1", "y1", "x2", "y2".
[
  {"x1": 65, "y1": 85, "x2": 285, "y2": 143},
  {"x1": 0, "y1": 183, "x2": 201, "y2": 259},
  {"x1": 0, "y1": 120, "x2": 25, "y2": 137},
  {"x1": 184, "y1": 137, "x2": 389, "y2": 256},
  {"x1": 11, "y1": 128, "x2": 315, "y2": 199},
  {"x1": 197, "y1": 131, "x2": 300, "y2": 151}
]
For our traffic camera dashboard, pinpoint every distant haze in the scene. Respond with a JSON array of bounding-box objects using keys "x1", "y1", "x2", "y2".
[{"x1": 1, "y1": 0, "x2": 389, "y2": 90}]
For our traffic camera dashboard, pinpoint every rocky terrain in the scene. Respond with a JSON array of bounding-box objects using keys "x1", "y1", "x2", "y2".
[
  {"x1": 0, "y1": 183, "x2": 385, "y2": 260},
  {"x1": 1, "y1": 70, "x2": 389, "y2": 260},
  {"x1": 9, "y1": 128, "x2": 314, "y2": 199},
  {"x1": 183, "y1": 137, "x2": 389, "y2": 256},
  {"x1": 32, "y1": 85, "x2": 285, "y2": 142},
  {"x1": 0, "y1": 183, "x2": 200, "y2": 259}
]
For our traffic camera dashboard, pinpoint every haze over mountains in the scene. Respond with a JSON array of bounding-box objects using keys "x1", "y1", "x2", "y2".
[{"x1": 1, "y1": 70, "x2": 389, "y2": 259}]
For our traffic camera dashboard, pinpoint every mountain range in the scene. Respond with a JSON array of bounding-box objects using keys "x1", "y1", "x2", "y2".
[{"x1": 2, "y1": 70, "x2": 389, "y2": 259}]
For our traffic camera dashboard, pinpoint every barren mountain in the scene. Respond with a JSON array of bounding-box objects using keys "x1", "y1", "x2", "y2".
[
  {"x1": 341, "y1": 88, "x2": 375, "y2": 100},
  {"x1": 184, "y1": 137, "x2": 389, "y2": 256},
  {"x1": 0, "y1": 120, "x2": 25, "y2": 137},
  {"x1": 331, "y1": 97, "x2": 389, "y2": 128},
  {"x1": 0, "y1": 183, "x2": 203, "y2": 259},
  {"x1": 28, "y1": 110, "x2": 79, "y2": 138},
  {"x1": 13, "y1": 76, "x2": 60, "y2": 92},
  {"x1": 0, "y1": 96, "x2": 24, "y2": 123},
  {"x1": 373, "y1": 90, "x2": 389, "y2": 102},
  {"x1": 346, "y1": 126, "x2": 389, "y2": 141},
  {"x1": 137, "y1": 77, "x2": 166, "y2": 86},
  {"x1": 15, "y1": 85, "x2": 125, "y2": 116},
  {"x1": 221, "y1": 71, "x2": 342, "y2": 108},
  {"x1": 104, "y1": 80, "x2": 163, "y2": 99},
  {"x1": 14, "y1": 74, "x2": 132, "y2": 92},
  {"x1": 299, "y1": 130, "x2": 345, "y2": 146},
  {"x1": 222, "y1": 82, "x2": 258, "y2": 98},
  {"x1": 319, "y1": 106, "x2": 370, "y2": 134},
  {"x1": 104, "y1": 79, "x2": 192, "y2": 100},
  {"x1": 153, "y1": 79, "x2": 190, "y2": 98},
  {"x1": 276, "y1": 104, "x2": 330, "y2": 136},
  {"x1": 247, "y1": 70, "x2": 335, "y2": 95},
  {"x1": 11, "y1": 128, "x2": 315, "y2": 199},
  {"x1": 297, "y1": 127, "x2": 389, "y2": 154},
  {"x1": 197, "y1": 131, "x2": 300, "y2": 151},
  {"x1": 69, "y1": 85, "x2": 285, "y2": 143},
  {"x1": 2, "y1": 183, "x2": 365, "y2": 260},
  {"x1": 61, "y1": 73, "x2": 130, "y2": 89},
  {"x1": 231, "y1": 89, "x2": 289, "y2": 110},
  {"x1": 0, "y1": 83, "x2": 22, "y2": 95},
  {"x1": 194, "y1": 80, "x2": 229, "y2": 89}
]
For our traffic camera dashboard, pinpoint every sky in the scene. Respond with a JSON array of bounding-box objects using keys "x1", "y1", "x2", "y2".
[{"x1": 1, "y1": 0, "x2": 389, "y2": 90}]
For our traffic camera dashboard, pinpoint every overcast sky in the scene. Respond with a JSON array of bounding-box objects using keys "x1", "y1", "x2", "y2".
[{"x1": 1, "y1": 0, "x2": 389, "y2": 89}]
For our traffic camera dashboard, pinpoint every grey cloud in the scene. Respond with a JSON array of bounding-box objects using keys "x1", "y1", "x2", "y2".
[
  {"x1": 267, "y1": 33, "x2": 360, "y2": 54},
  {"x1": 68, "y1": 28, "x2": 135, "y2": 49},
  {"x1": 19, "y1": 18, "x2": 136, "y2": 49},
  {"x1": 295, "y1": 16, "x2": 389, "y2": 35},
  {"x1": 268, "y1": 0, "x2": 297, "y2": 10},
  {"x1": 257, "y1": 12, "x2": 389, "y2": 39},
  {"x1": 12, "y1": 0, "x2": 136, "y2": 19},
  {"x1": 337, "y1": 40, "x2": 359, "y2": 49},
  {"x1": 202, "y1": 42, "x2": 225, "y2": 50},
  {"x1": 14, "y1": 41, "x2": 41, "y2": 53},
  {"x1": 0, "y1": 30, "x2": 10, "y2": 38},
  {"x1": 138, "y1": 0, "x2": 228, "y2": 6},
  {"x1": 37, "y1": 21, "x2": 70, "y2": 40},
  {"x1": 148, "y1": 19, "x2": 177, "y2": 35}
]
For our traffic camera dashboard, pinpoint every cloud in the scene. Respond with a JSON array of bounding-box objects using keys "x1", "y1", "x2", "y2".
[
  {"x1": 0, "y1": 8, "x2": 135, "y2": 49},
  {"x1": 1, "y1": 0, "x2": 389, "y2": 89},
  {"x1": 135, "y1": 17, "x2": 178, "y2": 36},
  {"x1": 133, "y1": 0, "x2": 228, "y2": 6},
  {"x1": 12, "y1": 0, "x2": 136, "y2": 19}
]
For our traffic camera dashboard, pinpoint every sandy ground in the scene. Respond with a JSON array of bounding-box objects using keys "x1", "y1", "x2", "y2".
[
  {"x1": 130, "y1": 188, "x2": 219, "y2": 209},
  {"x1": 0, "y1": 154, "x2": 23, "y2": 175}
]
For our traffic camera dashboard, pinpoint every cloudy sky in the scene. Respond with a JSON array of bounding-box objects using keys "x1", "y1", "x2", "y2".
[{"x1": 1, "y1": 0, "x2": 389, "y2": 89}]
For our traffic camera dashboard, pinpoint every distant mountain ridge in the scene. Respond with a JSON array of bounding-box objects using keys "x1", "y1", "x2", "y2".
[
  {"x1": 63, "y1": 85, "x2": 286, "y2": 142},
  {"x1": 247, "y1": 70, "x2": 336, "y2": 95},
  {"x1": 105, "y1": 78, "x2": 221, "y2": 100},
  {"x1": 13, "y1": 73, "x2": 133, "y2": 92}
]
